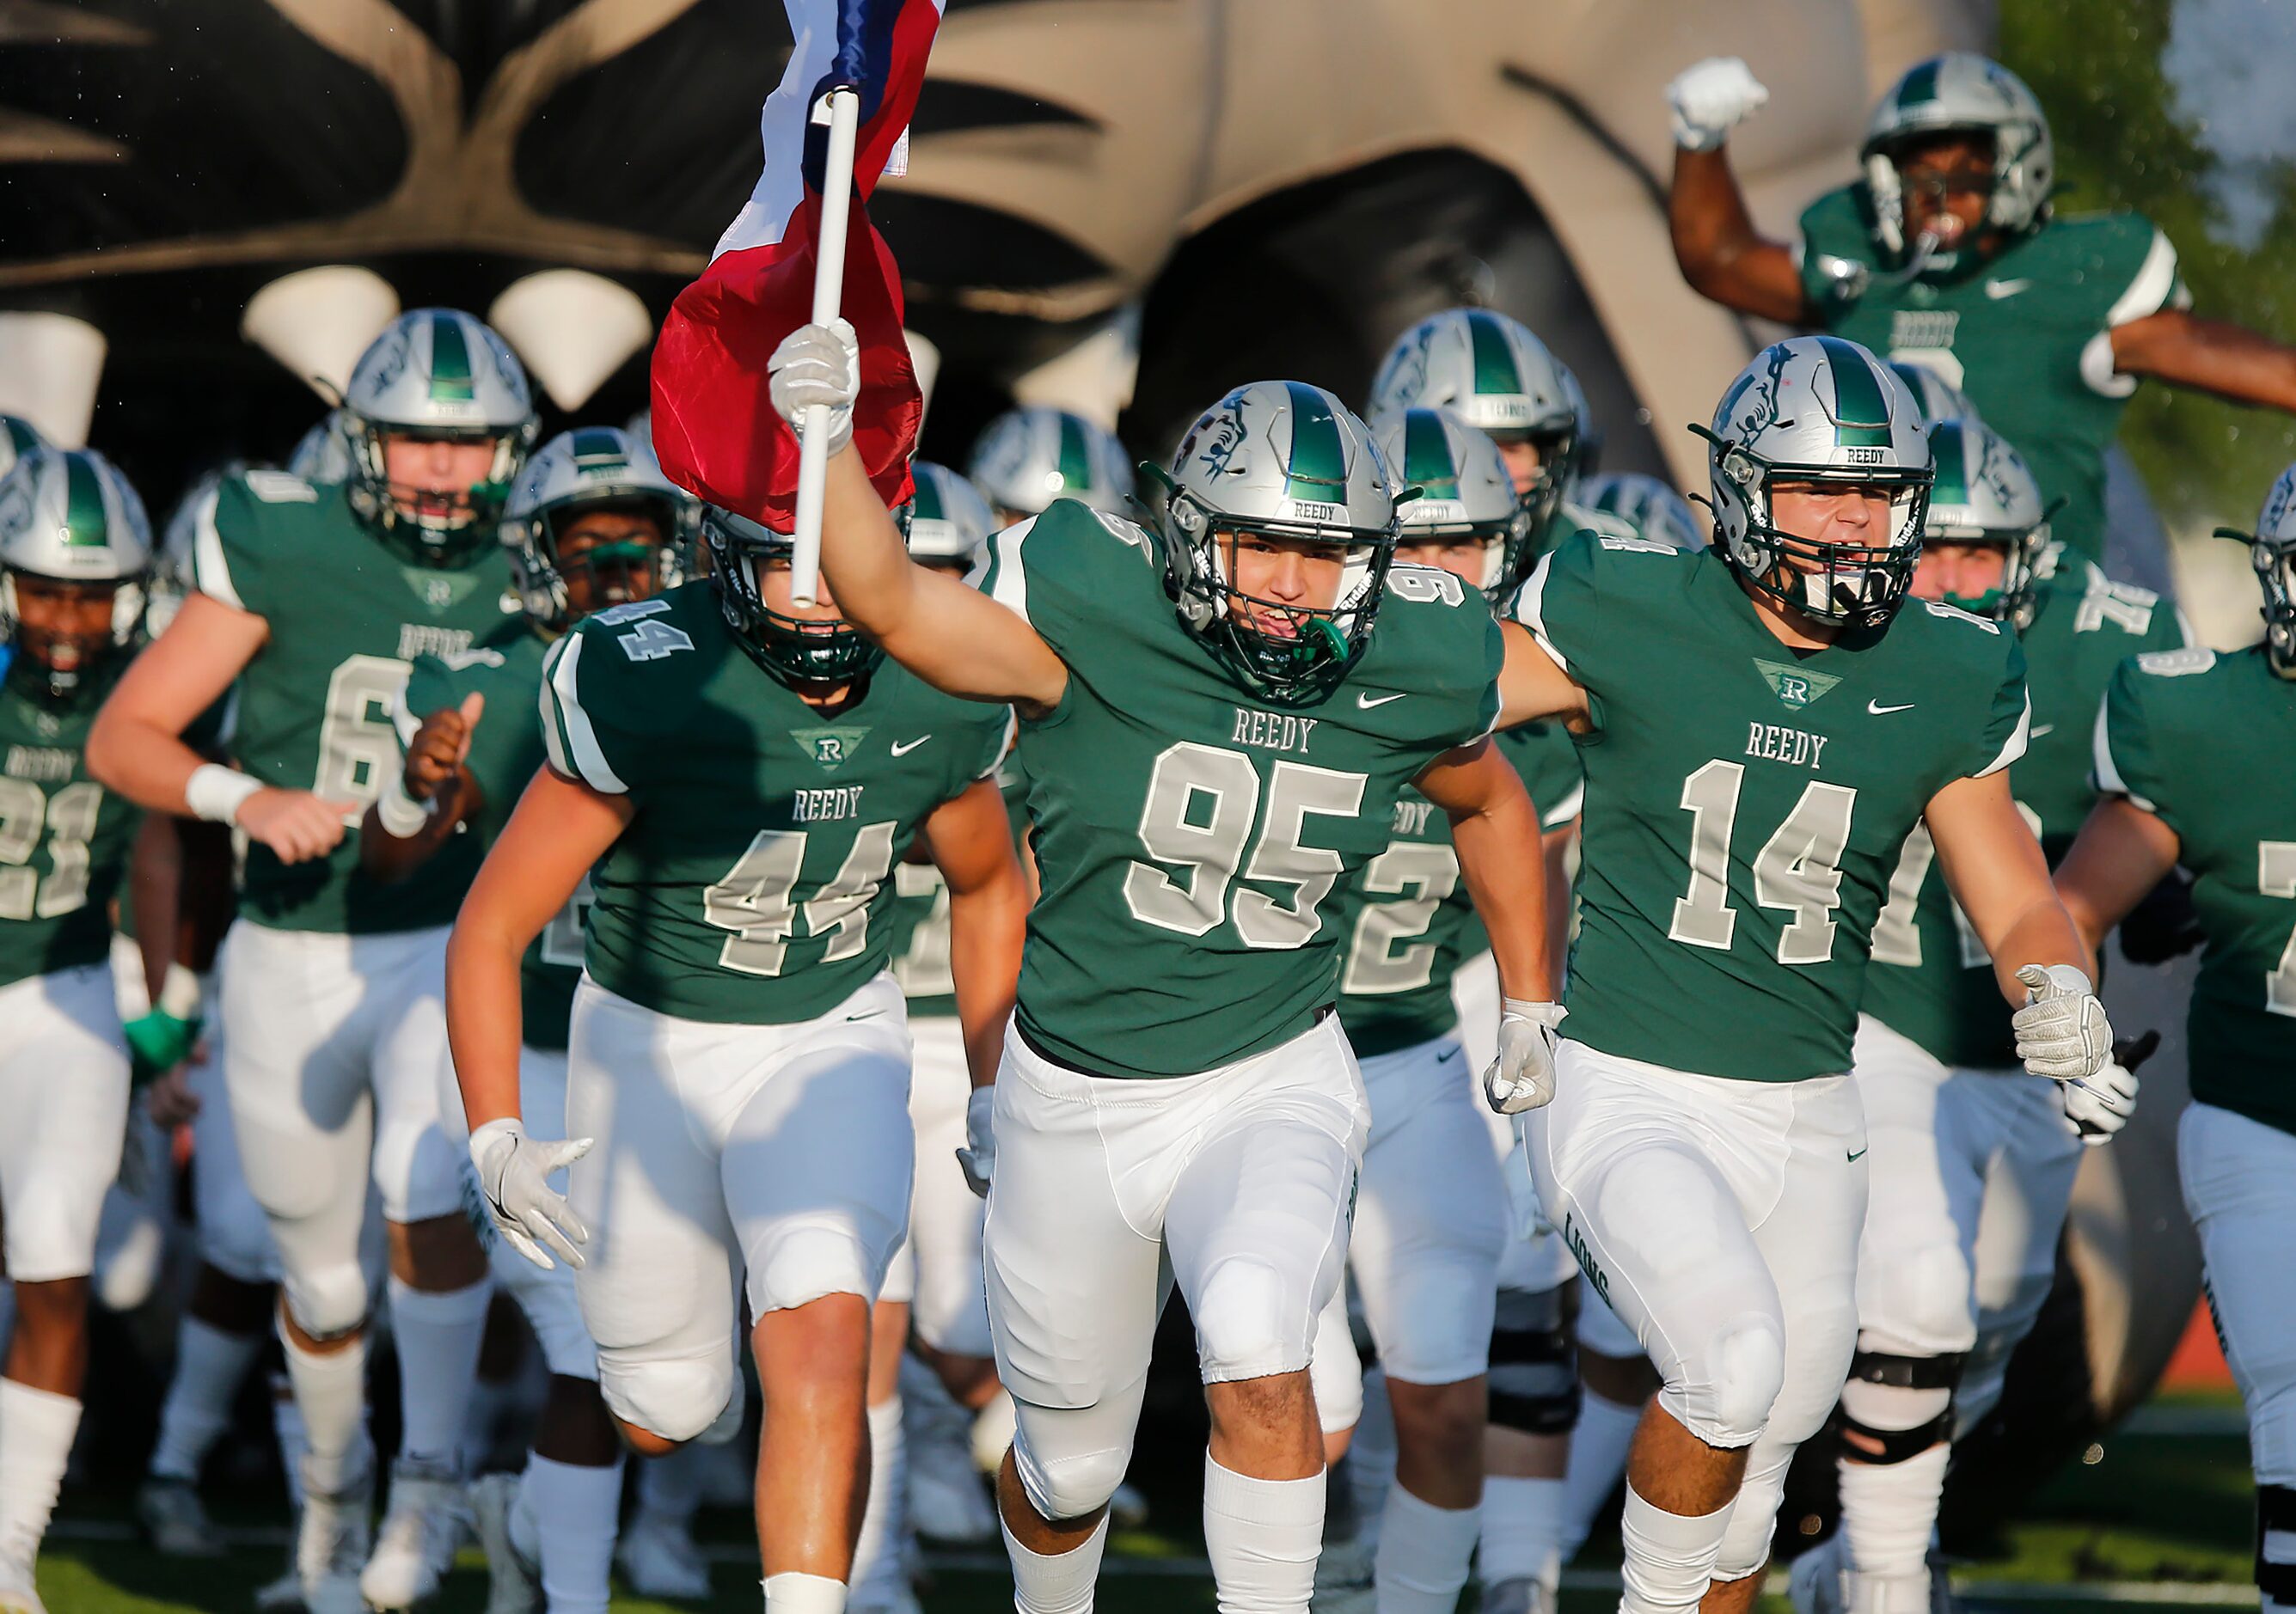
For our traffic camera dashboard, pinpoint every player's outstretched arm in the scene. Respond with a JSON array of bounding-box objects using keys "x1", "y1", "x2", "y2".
[
  {"x1": 90, "y1": 594, "x2": 357, "y2": 864},
  {"x1": 2110, "y1": 309, "x2": 2296, "y2": 413},
  {"x1": 1494, "y1": 620, "x2": 1591, "y2": 731},
  {"x1": 1663, "y1": 58, "x2": 1812, "y2": 325},
  {"x1": 1927, "y1": 769, "x2": 2097, "y2": 1004},
  {"x1": 776, "y1": 324, "x2": 1068, "y2": 717},
  {"x1": 2052, "y1": 796, "x2": 2183, "y2": 958},
  {"x1": 362, "y1": 694, "x2": 486, "y2": 885}
]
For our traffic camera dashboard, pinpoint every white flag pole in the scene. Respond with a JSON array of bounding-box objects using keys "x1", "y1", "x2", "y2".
[{"x1": 791, "y1": 85, "x2": 861, "y2": 608}]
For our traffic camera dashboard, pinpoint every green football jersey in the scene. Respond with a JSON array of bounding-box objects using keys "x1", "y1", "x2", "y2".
[
  {"x1": 399, "y1": 634, "x2": 588, "y2": 1052},
  {"x1": 1797, "y1": 187, "x2": 2185, "y2": 560},
  {"x1": 992, "y1": 500, "x2": 1503, "y2": 1079},
  {"x1": 2097, "y1": 645, "x2": 2296, "y2": 1134},
  {"x1": 540, "y1": 584, "x2": 1007, "y2": 1025},
  {"x1": 1521, "y1": 529, "x2": 2028, "y2": 1083},
  {"x1": 0, "y1": 669, "x2": 139, "y2": 989},
  {"x1": 1862, "y1": 561, "x2": 2186, "y2": 1067},
  {"x1": 884, "y1": 759, "x2": 1025, "y2": 1020},
  {"x1": 192, "y1": 472, "x2": 524, "y2": 934}
]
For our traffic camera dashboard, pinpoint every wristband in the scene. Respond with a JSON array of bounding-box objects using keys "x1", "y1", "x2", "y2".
[
  {"x1": 375, "y1": 773, "x2": 432, "y2": 838},
  {"x1": 157, "y1": 962, "x2": 204, "y2": 1021},
  {"x1": 185, "y1": 763, "x2": 262, "y2": 826}
]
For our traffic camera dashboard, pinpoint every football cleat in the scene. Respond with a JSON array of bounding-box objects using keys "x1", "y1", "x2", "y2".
[
  {"x1": 358, "y1": 1458, "x2": 468, "y2": 1610},
  {"x1": 469, "y1": 1472, "x2": 541, "y2": 1614},
  {"x1": 294, "y1": 1468, "x2": 374, "y2": 1614},
  {"x1": 137, "y1": 1476, "x2": 226, "y2": 1558},
  {"x1": 617, "y1": 1508, "x2": 713, "y2": 1601},
  {"x1": 1480, "y1": 1578, "x2": 1557, "y2": 1614}
]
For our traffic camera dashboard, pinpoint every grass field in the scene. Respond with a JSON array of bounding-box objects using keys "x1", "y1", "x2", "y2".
[{"x1": 30, "y1": 1393, "x2": 2256, "y2": 1614}]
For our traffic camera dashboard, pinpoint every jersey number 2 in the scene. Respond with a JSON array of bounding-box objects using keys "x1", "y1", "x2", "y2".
[{"x1": 0, "y1": 779, "x2": 102, "y2": 920}]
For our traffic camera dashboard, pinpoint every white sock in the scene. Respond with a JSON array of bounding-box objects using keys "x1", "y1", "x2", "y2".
[
  {"x1": 1478, "y1": 1474, "x2": 1564, "y2": 1590},
  {"x1": 639, "y1": 1444, "x2": 704, "y2": 1528},
  {"x1": 1617, "y1": 1482, "x2": 1732, "y2": 1614},
  {"x1": 279, "y1": 1328, "x2": 370, "y2": 1498},
  {"x1": 1838, "y1": 1445, "x2": 1949, "y2": 1583},
  {"x1": 1560, "y1": 1388, "x2": 1643, "y2": 1558},
  {"x1": 271, "y1": 1371, "x2": 310, "y2": 1510},
  {"x1": 1003, "y1": 1510, "x2": 1108, "y2": 1614},
  {"x1": 850, "y1": 1396, "x2": 908, "y2": 1605},
  {"x1": 1374, "y1": 1482, "x2": 1481, "y2": 1613},
  {"x1": 149, "y1": 1316, "x2": 263, "y2": 1483},
  {"x1": 762, "y1": 1569, "x2": 848, "y2": 1611},
  {"x1": 0, "y1": 1380, "x2": 82, "y2": 1569},
  {"x1": 387, "y1": 1275, "x2": 490, "y2": 1470},
  {"x1": 1347, "y1": 1366, "x2": 1395, "y2": 1555},
  {"x1": 1201, "y1": 1454, "x2": 1324, "y2": 1614},
  {"x1": 522, "y1": 1452, "x2": 623, "y2": 1614}
]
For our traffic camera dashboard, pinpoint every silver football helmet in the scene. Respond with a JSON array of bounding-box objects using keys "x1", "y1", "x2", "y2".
[
  {"x1": 0, "y1": 446, "x2": 153, "y2": 700},
  {"x1": 1864, "y1": 53, "x2": 2054, "y2": 268},
  {"x1": 1702, "y1": 335, "x2": 1932, "y2": 629},
  {"x1": 900, "y1": 461, "x2": 996, "y2": 585},
  {"x1": 341, "y1": 309, "x2": 539, "y2": 566},
  {"x1": 148, "y1": 466, "x2": 236, "y2": 639},
  {"x1": 1368, "y1": 308, "x2": 1583, "y2": 545},
  {"x1": 1370, "y1": 405, "x2": 1527, "y2": 596},
  {"x1": 1578, "y1": 472, "x2": 1706, "y2": 553},
  {"x1": 1154, "y1": 380, "x2": 1398, "y2": 704},
  {"x1": 2221, "y1": 464, "x2": 2296, "y2": 679},
  {"x1": 1924, "y1": 418, "x2": 2050, "y2": 631},
  {"x1": 288, "y1": 408, "x2": 353, "y2": 485},
  {"x1": 1888, "y1": 360, "x2": 1983, "y2": 428},
  {"x1": 968, "y1": 407, "x2": 1135, "y2": 523},
  {"x1": 501, "y1": 427, "x2": 693, "y2": 633}
]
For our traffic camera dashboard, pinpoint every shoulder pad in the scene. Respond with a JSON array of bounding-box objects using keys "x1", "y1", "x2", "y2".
[
  {"x1": 242, "y1": 469, "x2": 318, "y2": 504},
  {"x1": 2134, "y1": 646, "x2": 2215, "y2": 678}
]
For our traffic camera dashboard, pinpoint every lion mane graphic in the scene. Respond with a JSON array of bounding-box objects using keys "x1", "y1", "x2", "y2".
[{"x1": 0, "y1": 0, "x2": 2201, "y2": 1534}]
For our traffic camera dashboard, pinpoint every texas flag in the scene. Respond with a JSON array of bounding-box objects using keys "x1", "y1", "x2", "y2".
[{"x1": 649, "y1": 0, "x2": 943, "y2": 525}]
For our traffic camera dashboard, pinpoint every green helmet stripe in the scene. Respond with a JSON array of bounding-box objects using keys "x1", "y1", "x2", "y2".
[
  {"x1": 1400, "y1": 409, "x2": 1461, "y2": 497},
  {"x1": 2, "y1": 419, "x2": 40, "y2": 458},
  {"x1": 62, "y1": 453, "x2": 109, "y2": 547},
  {"x1": 1896, "y1": 58, "x2": 1941, "y2": 110},
  {"x1": 428, "y1": 315, "x2": 477, "y2": 403},
  {"x1": 1056, "y1": 413, "x2": 1093, "y2": 495},
  {"x1": 1280, "y1": 382, "x2": 1349, "y2": 502},
  {"x1": 568, "y1": 427, "x2": 623, "y2": 462},
  {"x1": 1816, "y1": 336, "x2": 1892, "y2": 449},
  {"x1": 1466, "y1": 311, "x2": 1523, "y2": 399},
  {"x1": 910, "y1": 469, "x2": 947, "y2": 525},
  {"x1": 1928, "y1": 426, "x2": 1969, "y2": 504}
]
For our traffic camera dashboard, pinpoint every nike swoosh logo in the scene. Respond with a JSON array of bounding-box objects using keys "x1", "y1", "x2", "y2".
[
  {"x1": 1436, "y1": 1045, "x2": 1462, "y2": 1065},
  {"x1": 1357, "y1": 692, "x2": 1407, "y2": 709},
  {"x1": 1848, "y1": 1146, "x2": 1868, "y2": 1163},
  {"x1": 1984, "y1": 278, "x2": 2031, "y2": 300},
  {"x1": 1867, "y1": 700, "x2": 1916, "y2": 715},
  {"x1": 847, "y1": 1008, "x2": 885, "y2": 1022},
  {"x1": 2030, "y1": 724, "x2": 2055, "y2": 739},
  {"x1": 890, "y1": 736, "x2": 931, "y2": 756}
]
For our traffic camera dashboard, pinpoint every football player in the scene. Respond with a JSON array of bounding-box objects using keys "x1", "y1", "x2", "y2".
[
  {"x1": 444, "y1": 491, "x2": 1026, "y2": 1614},
  {"x1": 0, "y1": 447, "x2": 153, "y2": 1614},
  {"x1": 88, "y1": 309, "x2": 539, "y2": 1613},
  {"x1": 1577, "y1": 473, "x2": 1707, "y2": 554},
  {"x1": 1792, "y1": 417, "x2": 2180, "y2": 1614},
  {"x1": 359, "y1": 424, "x2": 688, "y2": 1614},
  {"x1": 1665, "y1": 50, "x2": 2296, "y2": 561},
  {"x1": 780, "y1": 322, "x2": 1562, "y2": 1614},
  {"x1": 1502, "y1": 334, "x2": 2115, "y2": 1614},
  {"x1": 966, "y1": 406, "x2": 1135, "y2": 530},
  {"x1": 2054, "y1": 470, "x2": 2296, "y2": 1614}
]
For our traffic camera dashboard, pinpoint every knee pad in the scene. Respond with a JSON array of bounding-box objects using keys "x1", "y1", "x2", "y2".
[
  {"x1": 282, "y1": 1260, "x2": 370, "y2": 1341},
  {"x1": 1195, "y1": 1256, "x2": 1308, "y2": 1383},
  {"x1": 747, "y1": 1225, "x2": 879, "y2": 1317},
  {"x1": 2258, "y1": 1485, "x2": 2296, "y2": 1605},
  {"x1": 372, "y1": 1115, "x2": 468, "y2": 1225},
  {"x1": 599, "y1": 1349, "x2": 736, "y2": 1446},
  {"x1": 1862, "y1": 1244, "x2": 1975, "y2": 1360},
  {"x1": 1307, "y1": 1300, "x2": 1365, "y2": 1434},
  {"x1": 1839, "y1": 1349, "x2": 1962, "y2": 1464},
  {"x1": 1488, "y1": 1284, "x2": 1580, "y2": 1435},
  {"x1": 1669, "y1": 1313, "x2": 1785, "y2": 1448},
  {"x1": 1011, "y1": 1401, "x2": 1136, "y2": 1523}
]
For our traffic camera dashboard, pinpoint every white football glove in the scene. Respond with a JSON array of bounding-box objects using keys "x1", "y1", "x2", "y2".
[
  {"x1": 767, "y1": 319, "x2": 860, "y2": 455},
  {"x1": 956, "y1": 1085, "x2": 995, "y2": 1199},
  {"x1": 2060, "y1": 1030, "x2": 2155, "y2": 1146},
  {"x1": 469, "y1": 1118, "x2": 593, "y2": 1272},
  {"x1": 1484, "y1": 1000, "x2": 1566, "y2": 1115},
  {"x1": 2011, "y1": 964, "x2": 2113, "y2": 1081},
  {"x1": 1667, "y1": 57, "x2": 1770, "y2": 151}
]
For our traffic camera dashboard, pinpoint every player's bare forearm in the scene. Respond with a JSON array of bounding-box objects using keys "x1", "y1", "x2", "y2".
[
  {"x1": 1668, "y1": 146, "x2": 1813, "y2": 325},
  {"x1": 87, "y1": 594, "x2": 267, "y2": 813},
  {"x1": 1926, "y1": 770, "x2": 2094, "y2": 1003},
  {"x1": 448, "y1": 767, "x2": 630, "y2": 1128},
  {"x1": 129, "y1": 812, "x2": 183, "y2": 1003},
  {"x1": 924, "y1": 779, "x2": 1030, "y2": 1088},
  {"x1": 1540, "y1": 823, "x2": 1577, "y2": 980},
  {"x1": 817, "y1": 445, "x2": 1068, "y2": 715},
  {"x1": 1496, "y1": 621, "x2": 1591, "y2": 731},
  {"x1": 2112, "y1": 309, "x2": 2296, "y2": 412},
  {"x1": 2052, "y1": 795, "x2": 2184, "y2": 957},
  {"x1": 1419, "y1": 740, "x2": 1554, "y2": 1003}
]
